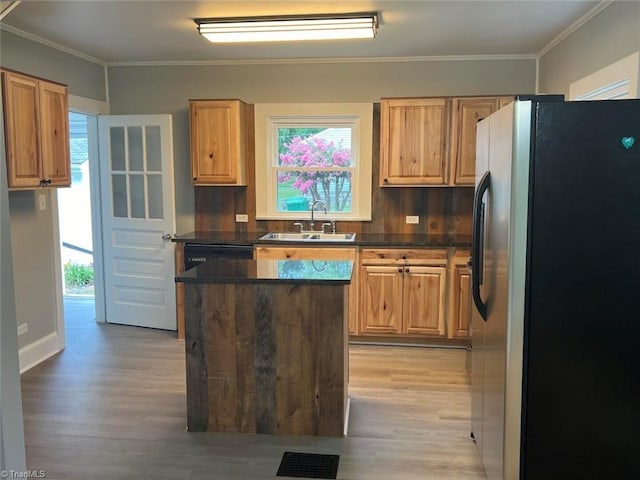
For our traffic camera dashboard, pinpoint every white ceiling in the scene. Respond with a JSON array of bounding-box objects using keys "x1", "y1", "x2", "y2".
[{"x1": 0, "y1": 1, "x2": 606, "y2": 64}]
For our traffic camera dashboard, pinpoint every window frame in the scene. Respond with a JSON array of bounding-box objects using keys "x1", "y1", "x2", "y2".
[{"x1": 255, "y1": 103, "x2": 372, "y2": 221}]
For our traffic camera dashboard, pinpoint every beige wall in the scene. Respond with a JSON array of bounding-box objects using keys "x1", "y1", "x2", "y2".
[
  {"x1": 8, "y1": 192, "x2": 59, "y2": 349},
  {"x1": 0, "y1": 30, "x2": 107, "y2": 102},
  {"x1": 108, "y1": 59, "x2": 536, "y2": 234},
  {"x1": 539, "y1": 1, "x2": 640, "y2": 96}
]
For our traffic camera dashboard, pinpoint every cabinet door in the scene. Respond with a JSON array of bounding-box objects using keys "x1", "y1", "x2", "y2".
[
  {"x1": 39, "y1": 80, "x2": 70, "y2": 187},
  {"x1": 190, "y1": 100, "x2": 246, "y2": 185},
  {"x1": 2, "y1": 72, "x2": 41, "y2": 188},
  {"x1": 380, "y1": 98, "x2": 449, "y2": 186},
  {"x1": 360, "y1": 265, "x2": 403, "y2": 334},
  {"x1": 448, "y1": 265, "x2": 471, "y2": 338},
  {"x1": 403, "y1": 266, "x2": 446, "y2": 336},
  {"x1": 450, "y1": 97, "x2": 501, "y2": 186}
]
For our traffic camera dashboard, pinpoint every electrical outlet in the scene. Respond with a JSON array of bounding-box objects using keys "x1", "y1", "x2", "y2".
[
  {"x1": 17, "y1": 323, "x2": 28, "y2": 336},
  {"x1": 405, "y1": 215, "x2": 419, "y2": 224},
  {"x1": 235, "y1": 214, "x2": 249, "y2": 223},
  {"x1": 39, "y1": 193, "x2": 47, "y2": 211}
]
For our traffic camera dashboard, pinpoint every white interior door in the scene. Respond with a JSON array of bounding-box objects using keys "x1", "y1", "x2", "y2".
[{"x1": 98, "y1": 115, "x2": 176, "y2": 330}]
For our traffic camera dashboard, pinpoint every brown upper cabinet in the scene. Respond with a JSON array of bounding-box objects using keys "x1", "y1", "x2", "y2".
[
  {"x1": 189, "y1": 99, "x2": 247, "y2": 186},
  {"x1": 450, "y1": 97, "x2": 512, "y2": 186},
  {"x1": 380, "y1": 95, "x2": 512, "y2": 187},
  {"x1": 380, "y1": 98, "x2": 450, "y2": 186},
  {"x1": 2, "y1": 70, "x2": 70, "y2": 189}
]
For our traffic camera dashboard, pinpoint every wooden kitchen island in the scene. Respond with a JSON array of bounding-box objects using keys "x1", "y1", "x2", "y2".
[{"x1": 175, "y1": 258, "x2": 353, "y2": 437}]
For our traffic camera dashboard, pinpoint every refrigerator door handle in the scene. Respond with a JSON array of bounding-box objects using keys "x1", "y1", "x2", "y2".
[{"x1": 471, "y1": 170, "x2": 490, "y2": 321}]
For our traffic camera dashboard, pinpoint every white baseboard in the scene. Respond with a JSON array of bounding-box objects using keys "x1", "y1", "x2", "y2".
[
  {"x1": 344, "y1": 396, "x2": 351, "y2": 437},
  {"x1": 19, "y1": 331, "x2": 65, "y2": 374}
]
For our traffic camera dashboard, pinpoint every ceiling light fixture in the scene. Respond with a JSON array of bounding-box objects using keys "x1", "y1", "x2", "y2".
[{"x1": 194, "y1": 13, "x2": 378, "y2": 44}]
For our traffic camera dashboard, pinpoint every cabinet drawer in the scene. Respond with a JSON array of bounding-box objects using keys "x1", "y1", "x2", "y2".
[
  {"x1": 360, "y1": 248, "x2": 447, "y2": 265},
  {"x1": 255, "y1": 246, "x2": 356, "y2": 260}
]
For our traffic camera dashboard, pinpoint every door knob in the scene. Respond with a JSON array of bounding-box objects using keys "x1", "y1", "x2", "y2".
[{"x1": 161, "y1": 233, "x2": 172, "y2": 241}]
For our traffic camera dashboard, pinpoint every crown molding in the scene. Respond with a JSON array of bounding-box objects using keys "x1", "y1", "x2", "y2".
[
  {"x1": 0, "y1": 1, "x2": 21, "y2": 21},
  {"x1": 105, "y1": 54, "x2": 537, "y2": 68},
  {"x1": 0, "y1": 23, "x2": 106, "y2": 66},
  {"x1": 537, "y1": 0, "x2": 614, "y2": 58}
]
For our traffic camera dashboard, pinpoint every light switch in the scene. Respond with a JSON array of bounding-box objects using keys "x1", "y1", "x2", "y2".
[
  {"x1": 406, "y1": 215, "x2": 419, "y2": 224},
  {"x1": 39, "y1": 193, "x2": 47, "y2": 211},
  {"x1": 235, "y1": 214, "x2": 249, "y2": 223}
]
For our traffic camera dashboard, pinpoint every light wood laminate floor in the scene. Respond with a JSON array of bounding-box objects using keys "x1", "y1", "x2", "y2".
[{"x1": 20, "y1": 297, "x2": 486, "y2": 479}]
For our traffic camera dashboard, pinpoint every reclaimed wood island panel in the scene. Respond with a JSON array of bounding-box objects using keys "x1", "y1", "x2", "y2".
[{"x1": 175, "y1": 258, "x2": 353, "y2": 437}]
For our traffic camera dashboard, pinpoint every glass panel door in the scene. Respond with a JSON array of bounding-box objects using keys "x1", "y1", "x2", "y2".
[{"x1": 108, "y1": 125, "x2": 164, "y2": 221}]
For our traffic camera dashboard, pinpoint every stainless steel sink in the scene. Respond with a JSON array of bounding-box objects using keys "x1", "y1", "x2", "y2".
[
  {"x1": 259, "y1": 232, "x2": 356, "y2": 242},
  {"x1": 259, "y1": 232, "x2": 313, "y2": 241}
]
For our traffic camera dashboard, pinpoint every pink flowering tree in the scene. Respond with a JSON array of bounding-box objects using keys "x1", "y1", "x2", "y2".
[{"x1": 278, "y1": 135, "x2": 352, "y2": 211}]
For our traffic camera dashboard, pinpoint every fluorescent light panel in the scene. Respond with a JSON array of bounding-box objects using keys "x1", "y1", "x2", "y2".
[{"x1": 195, "y1": 13, "x2": 378, "y2": 43}]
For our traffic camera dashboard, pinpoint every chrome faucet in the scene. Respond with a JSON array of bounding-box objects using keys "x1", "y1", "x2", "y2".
[{"x1": 309, "y1": 200, "x2": 327, "y2": 231}]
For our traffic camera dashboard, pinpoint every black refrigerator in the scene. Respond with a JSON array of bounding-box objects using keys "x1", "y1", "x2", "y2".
[{"x1": 469, "y1": 96, "x2": 640, "y2": 479}]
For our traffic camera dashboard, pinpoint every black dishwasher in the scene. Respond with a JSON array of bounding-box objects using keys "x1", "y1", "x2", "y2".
[{"x1": 183, "y1": 243, "x2": 253, "y2": 270}]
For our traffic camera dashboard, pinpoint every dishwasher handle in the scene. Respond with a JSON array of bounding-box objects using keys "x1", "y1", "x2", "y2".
[{"x1": 183, "y1": 243, "x2": 254, "y2": 269}]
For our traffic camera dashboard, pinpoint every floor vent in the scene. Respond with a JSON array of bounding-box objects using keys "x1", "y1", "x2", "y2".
[{"x1": 276, "y1": 451, "x2": 340, "y2": 479}]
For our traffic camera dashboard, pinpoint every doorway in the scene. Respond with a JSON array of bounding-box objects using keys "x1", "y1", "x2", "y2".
[
  {"x1": 58, "y1": 111, "x2": 96, "y2": 322},
  {"x1": 57, "y1": 109, "x2": 177, "y2": 330}
]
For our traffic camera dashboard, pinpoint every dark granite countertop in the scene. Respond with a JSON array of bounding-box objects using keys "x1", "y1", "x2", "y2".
[
  {"x1": 173, "y1": 231, "x2": 471, "y2": 248},
  {"x1": 175, "y1": 258, "x2": 353, "y2": 285}
]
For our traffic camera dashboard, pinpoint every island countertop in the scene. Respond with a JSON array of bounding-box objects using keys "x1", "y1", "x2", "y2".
[{"x1": 175, "y1": 258, "x2": 353, "y2": 285}]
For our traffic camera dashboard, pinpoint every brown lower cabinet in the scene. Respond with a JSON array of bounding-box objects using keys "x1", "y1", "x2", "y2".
[
  {"x1": 447, "y1": 249, "x2": 471, "y2": 339},
  {"x1": 359, "y1": 248, "x2": 448, "y2": 337}
]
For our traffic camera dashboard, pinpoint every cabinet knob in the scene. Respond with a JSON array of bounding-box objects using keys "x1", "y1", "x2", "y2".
[
  {"x1": 405, "y1": 268, "x2": 409, "y2": 273},
  {"x1": 398, "y1": 268, "x2": 403, "y2": 273},
  {"x1": 208, "y1": 152, "x2": 214, "y2": 159},
  {"x1": 383, "y1": 178, "x2": 388, "y2": 183},
  {"x1": 193, "y1": 177, "x2": 197, "y2": 181}
]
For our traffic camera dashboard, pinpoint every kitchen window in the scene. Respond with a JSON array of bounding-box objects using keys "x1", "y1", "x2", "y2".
[{"x1": 255, "y1": 103, "x2": 372, "y2": 221}]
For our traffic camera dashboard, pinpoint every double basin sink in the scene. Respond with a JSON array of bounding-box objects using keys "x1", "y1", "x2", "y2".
[{"x1": 259, "y1": 232, "x2": 356, "y2": 243}]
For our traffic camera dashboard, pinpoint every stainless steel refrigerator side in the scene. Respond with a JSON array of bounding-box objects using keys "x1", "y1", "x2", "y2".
[
  {"x1": 480, "y1": 101, "x2": 514, "y2": 480},
  {"x1": 502, "y1": 101, "x2": 531, "y2": 480},
  {"x1": 472, "y1": 100, "x2": 531, "y2": 479},
  {"x1": 470, "y1": 117, "x2": 490, "y2": 462}
]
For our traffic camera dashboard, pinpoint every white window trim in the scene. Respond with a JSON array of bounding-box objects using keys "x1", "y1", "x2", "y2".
[
  {"x1": 569, "y1": 52, "x2": 639, "y2": 100},
  {"x1": 255, "y1": 103, "x2": 372, "y2": 221}
]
